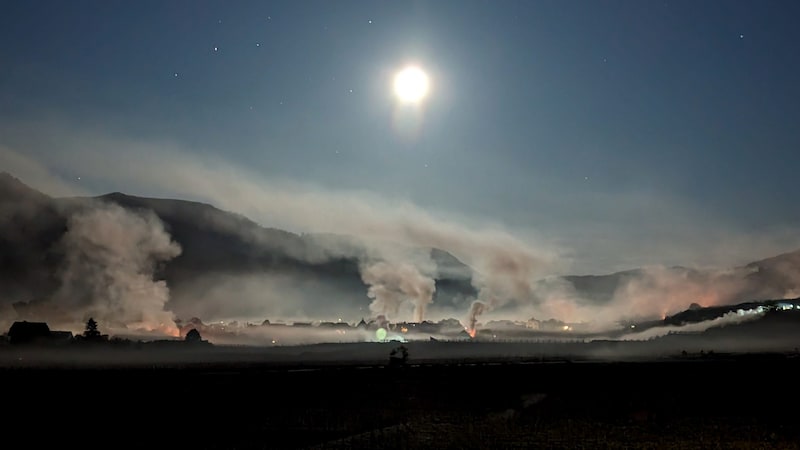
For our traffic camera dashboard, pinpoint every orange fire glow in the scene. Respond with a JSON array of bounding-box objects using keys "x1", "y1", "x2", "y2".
[{"x1": 152, "y1": 322, "x2": 181, "y2": 337}]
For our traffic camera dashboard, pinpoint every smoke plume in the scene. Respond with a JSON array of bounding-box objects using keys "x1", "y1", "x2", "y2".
[
  {"x1": 360, "y1": 260, "x2": 436, "y2": 322},
  {"x1": 15, "y1": 132, "x2": 562, "y2": 326},
  {"x1": 459, "y1": 245, "x2": 550, "y2": 334},
  {"x1": 4, "y1": 131, "x2": 800, "y2": 334},
  {"x1": 466, "y1": 300, "x2": 487, "y2": 335},
  {"x1": 616, "y1": 307, "x2": 765, "y2": 341},
  {"x1": 54, "y1": 201, "x2": 182, "y2": 334}
]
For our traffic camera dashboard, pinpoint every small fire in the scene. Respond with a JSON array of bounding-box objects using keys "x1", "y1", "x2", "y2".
[
  {"x1": 466, "y1": 301, "x2": 485, "y2": 339},
  {"x1": 131, "y1": 321, "x2": 180, "y2": 337},
  {"x1": 153, "y1": 322, "x2": 181, "y2": 337}
]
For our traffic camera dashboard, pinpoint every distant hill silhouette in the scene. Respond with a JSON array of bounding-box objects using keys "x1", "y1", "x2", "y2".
[
  {"x1": 561, "y1": 250, "x2": 800, "y2": 307},
  {"x1": 2, "y1": 172, "x2": 800, "y2": 324},
  {"x1": 0, "y1": 173, "x2": 67, "y2": 301},
  {"x1": 0, "y1": 173, "x2": 478, "y2": 319}
]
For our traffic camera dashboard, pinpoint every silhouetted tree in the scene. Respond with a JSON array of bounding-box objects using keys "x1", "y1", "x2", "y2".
[
  {"x1": 185, "y1": 328, "x2": 202, "y2": 343},
  {"x1": 83, "y1": 317, "x2": 101, "y2": 340}
]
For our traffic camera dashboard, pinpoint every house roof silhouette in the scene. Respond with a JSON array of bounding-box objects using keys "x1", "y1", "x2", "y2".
[{"x1": 8, "y1": 321, "x2": 51, "y2": 344}]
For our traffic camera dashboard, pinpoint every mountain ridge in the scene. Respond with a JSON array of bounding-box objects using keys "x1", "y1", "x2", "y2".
[
  {"x1": 0, "y1": 173, "x2": 480, "y2": 323},
  {"x1": 1, "y1": 172, "x2": 799, "y2": 327}
]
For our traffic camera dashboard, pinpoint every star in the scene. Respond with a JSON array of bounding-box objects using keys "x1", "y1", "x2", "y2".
[
  {"x1": 256, "y1": 43, "x2": 260, "y2": 47},
  {"x1": 368, "y1": 20, "x2": 373, "y2": 24},
  {"x1": 213, "y1": 46, "x2": 218, "y2": 52},
  {"x1": 739, "y1": 34, "x2": 744, "y2": 39},
  {"x1": 174, "y1": 72, "x2": 178, "y2": 77}
]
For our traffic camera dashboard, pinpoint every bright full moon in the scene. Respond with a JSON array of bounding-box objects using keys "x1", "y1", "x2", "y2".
[{"x1": 393, "y1": 66, "x2": 430, "y2": 103}]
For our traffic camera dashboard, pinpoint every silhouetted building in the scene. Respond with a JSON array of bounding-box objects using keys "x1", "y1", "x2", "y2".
[
  {"x1": 49, "y1": 330, "x2": 74, "y2": 345},
  {"x1": 8, "y1": 321, "x2": 51, "y2": 345}
]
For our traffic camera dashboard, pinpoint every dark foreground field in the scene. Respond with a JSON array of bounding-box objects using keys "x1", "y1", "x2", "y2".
[{"x1": 5, "y1": 353, "x2": 800, "y2": 449}]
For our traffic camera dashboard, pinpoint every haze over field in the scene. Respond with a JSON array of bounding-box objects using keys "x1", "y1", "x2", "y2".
[{"x1": 2, "y1": 2, "x2": 800, "y2": 346}]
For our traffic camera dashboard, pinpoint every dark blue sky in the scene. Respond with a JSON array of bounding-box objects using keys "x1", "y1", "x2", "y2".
[{"x1": 2, "y1": 0, "x2": 799, "y2": 273}]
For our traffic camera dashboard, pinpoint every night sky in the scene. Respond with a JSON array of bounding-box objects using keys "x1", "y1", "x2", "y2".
[{"x1": 2, "y1": 0, "x2": 800, "y2": 274}]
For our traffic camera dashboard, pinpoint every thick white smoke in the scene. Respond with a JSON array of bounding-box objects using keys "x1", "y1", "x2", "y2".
[
  {"x1": 360, "y1": 260, "x2": 436, "y2": 322},
  {"x1": 464, "y1": 247, "x2": 550, "y2": 332},
  {"x1": 4, "y1": 133, "x2": 800, "y2": 334},
  {"x1": 608, "y1": 266, "x2": 751, "y2": 321},
  {"x1": 54, "y1": 201, "x2": 182, "y2": 334},
  {"x1": 499, "y1": 265, "x2": 766, "y2": 334},
  {"x1": 615, "y1": 308, "x2": 765, "y2": 341}
]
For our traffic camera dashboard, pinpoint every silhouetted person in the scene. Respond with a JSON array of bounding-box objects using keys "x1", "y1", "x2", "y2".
[{"x1": 389, "y1": 344, "x2": 409, "y2": 367}]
